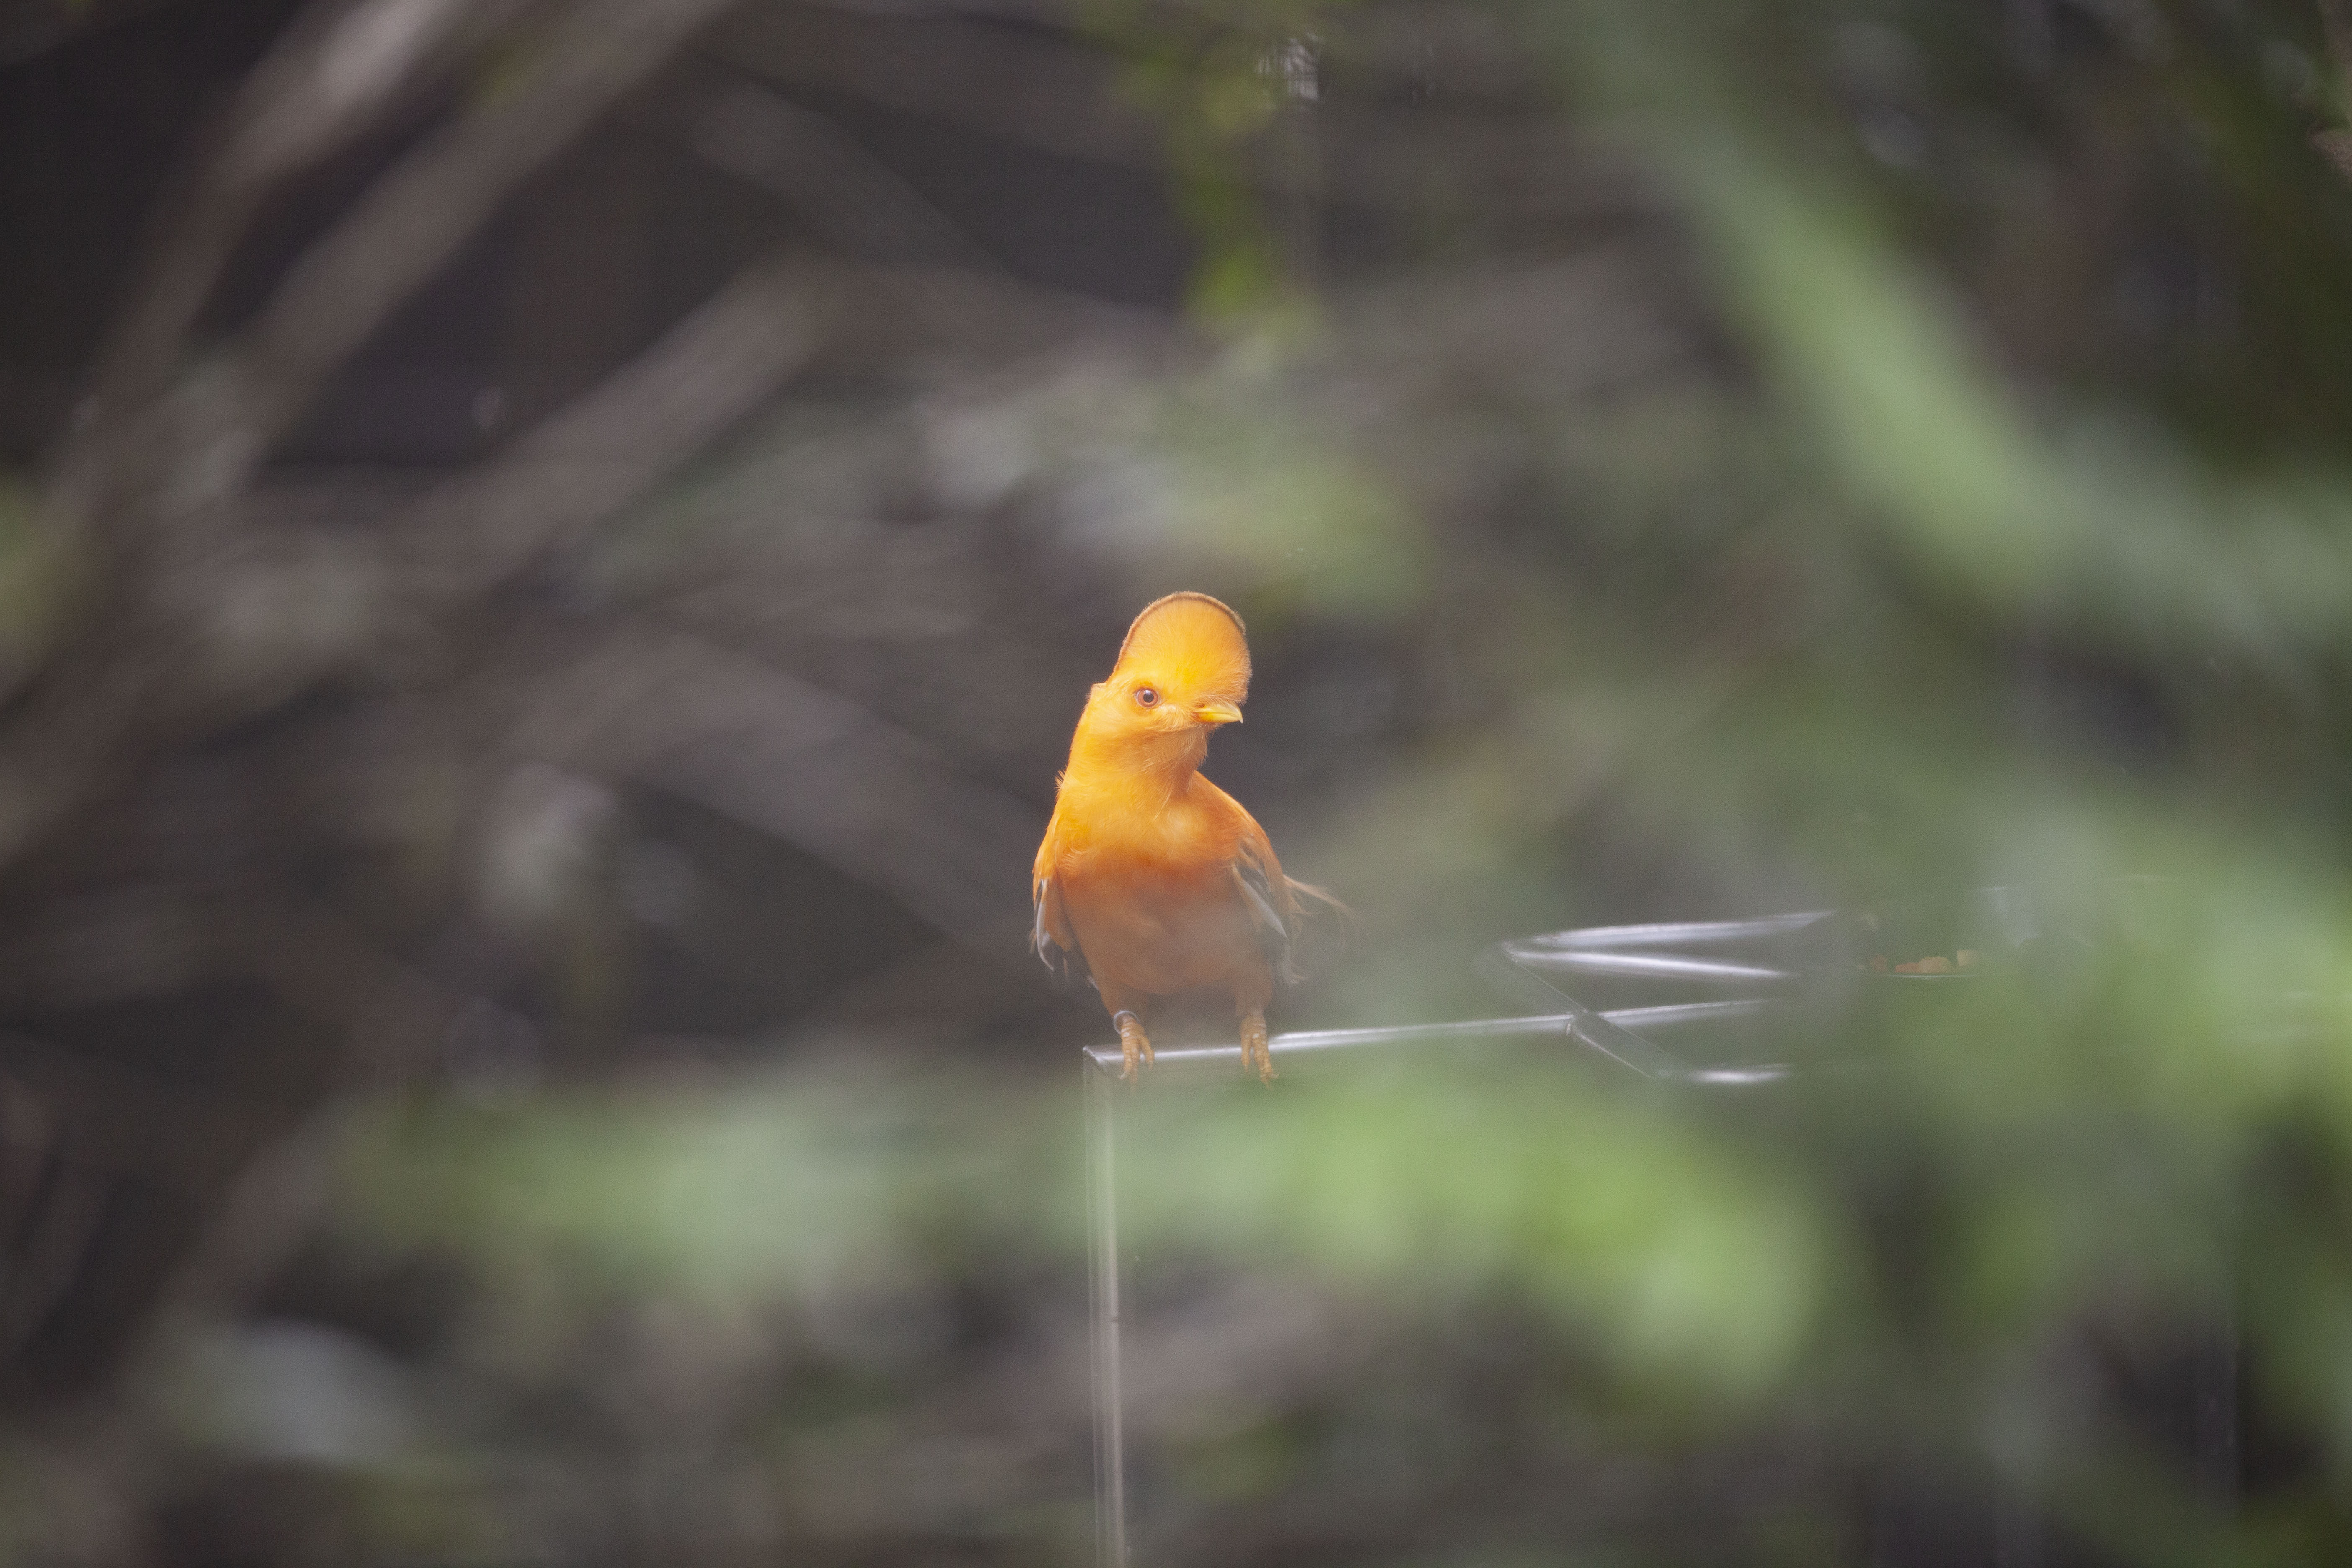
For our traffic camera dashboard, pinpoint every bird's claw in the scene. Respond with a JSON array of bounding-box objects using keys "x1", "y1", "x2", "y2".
[
  {"x1": 1114, "y1": 1011, "x2": 1155, "y2": 1083},
  {"x1": 1240, "y1": 1012, "x2": 1276, "y2": 1084}
]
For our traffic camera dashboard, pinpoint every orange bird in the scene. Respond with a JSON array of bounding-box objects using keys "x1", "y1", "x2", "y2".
[{"x1": 1033, "y1": 593, "x2": 1341, "y2": 1082}]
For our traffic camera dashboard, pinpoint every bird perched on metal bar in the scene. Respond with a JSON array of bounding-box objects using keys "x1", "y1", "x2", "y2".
[{"x1": 1033, "y1": 592, "x2": 1345, "y2": 1082}]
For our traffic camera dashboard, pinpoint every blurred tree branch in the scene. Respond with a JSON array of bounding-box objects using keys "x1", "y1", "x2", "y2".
[
  {"x1": 52, "y1": 0, "x2": 750, "y2": 566},
  {"x1": 491, "y1": 618, "x2": 1047, "y2": 955},
  {"x1": 650, "y1": 64, "x2": 998, "y2": 268},
  {"x1": 0, "y1": 242, "x2": 820, "y2": 885},
  {"x1": 86, "y1": 0, "x2": 550, "y2": 420},
  {"x1": 709, "y1": 3, "x2": 1656, "y2": 222}
]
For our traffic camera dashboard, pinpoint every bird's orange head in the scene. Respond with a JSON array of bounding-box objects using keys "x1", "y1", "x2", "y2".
[{"x1": 1070, "y1": 592, "x2": 1251, "y2": 768}]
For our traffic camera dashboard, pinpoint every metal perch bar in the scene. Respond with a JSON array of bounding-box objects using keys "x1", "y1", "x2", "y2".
[
  {"x1": 1075, "y1": 1001, "x2": 1787, "y2": 1086},
  {"x1": 1498, "y1": 949, "x2": 1801, "y2": 986},
  {"x1": 1511, "y1": 912, "x2": 1831, "y2": 949}
]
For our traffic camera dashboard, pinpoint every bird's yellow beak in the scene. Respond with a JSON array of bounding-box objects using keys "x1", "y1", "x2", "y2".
[{"x1": 1193, "y1": 700, "x2": 1244, "y2": 727}]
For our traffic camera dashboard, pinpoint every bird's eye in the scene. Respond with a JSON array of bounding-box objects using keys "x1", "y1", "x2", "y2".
[{"x1": 1135, "y1": 686, "x2": 1158, "y2": 707}]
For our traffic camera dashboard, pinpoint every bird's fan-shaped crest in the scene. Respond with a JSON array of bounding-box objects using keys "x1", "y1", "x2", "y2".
[{"x1": 1111, "y1": 592, "x2": 1251, "y2": 704}]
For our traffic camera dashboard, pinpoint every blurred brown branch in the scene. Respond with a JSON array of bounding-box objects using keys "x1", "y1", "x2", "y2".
[
  {"x1": 0, "y1": 244, "x2": 823, "y2": 881},
  {"x1": 652, "y1": 66, "x2": 998, "y2": 267},
  {"x1": 87, "y1": 0, "x2": 548, "y2": 420},
  {"x1": 712, "y1": 3, "x2": 1656, "y2": 221},
  {"x1": 496, "y1": 619, "x2": 1046, "y2": 954},
  {"x1": 55, "y1": 0, "x2": 748, "y2": 558}
]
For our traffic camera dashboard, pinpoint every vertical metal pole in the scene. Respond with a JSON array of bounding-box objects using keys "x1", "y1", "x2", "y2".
[{"x1": 1085, "y1": 1057, "x2": 1129, "y2": 1568}]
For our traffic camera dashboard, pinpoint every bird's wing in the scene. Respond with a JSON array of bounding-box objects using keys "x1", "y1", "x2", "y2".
[
  {"x1": 1032, "y1": 814, "x2": 1087, "y2": 982},
  {"x1": 1231, "y1": 824, "x2": 1302, "y2": 985}
]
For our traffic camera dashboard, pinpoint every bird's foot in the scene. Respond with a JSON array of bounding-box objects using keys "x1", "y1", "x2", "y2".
[
  {"x1": 1113, "y1": 1011, "x2": 1155, "y2": 1083},
  {"x1": 1240, "y1": 1010, "x2": 1276, "y2": 1084}
]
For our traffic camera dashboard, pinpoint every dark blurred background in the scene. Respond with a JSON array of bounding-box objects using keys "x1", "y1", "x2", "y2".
[{"x1": 3, "y1": 0, "x2": 2352, "y2": 1562}]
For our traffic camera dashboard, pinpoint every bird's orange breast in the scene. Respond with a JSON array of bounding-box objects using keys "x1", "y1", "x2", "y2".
[{"x1": 1044, "y1": 775, "x2": 1267, "y2": 997}]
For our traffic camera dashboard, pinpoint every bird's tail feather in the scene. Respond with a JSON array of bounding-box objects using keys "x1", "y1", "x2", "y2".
[{"x1": 1284, "y1": 877, "x2": 1357, "y2": 944}]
